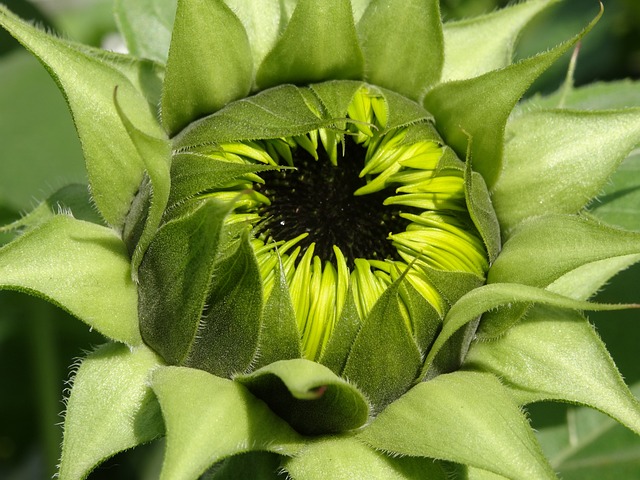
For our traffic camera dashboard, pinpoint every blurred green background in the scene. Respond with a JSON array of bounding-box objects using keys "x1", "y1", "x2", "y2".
[{"x1": 0, "y1": 0, "x2": 639, "y2": 478}]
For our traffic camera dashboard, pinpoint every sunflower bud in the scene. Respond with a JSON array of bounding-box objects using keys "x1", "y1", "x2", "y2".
[
  {"x1": 135, "y1": 82, "x2": 491, "y2": 419},
  {"x1": 2, "y1": 0, "x2": 640, "y2": 479}
]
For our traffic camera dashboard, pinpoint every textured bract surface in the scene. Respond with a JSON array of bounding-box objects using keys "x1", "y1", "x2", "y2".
[{"x1": 1, "y1": 1, "x2": 640, "y2": 479}]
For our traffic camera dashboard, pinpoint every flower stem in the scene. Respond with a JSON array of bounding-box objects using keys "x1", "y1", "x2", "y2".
[{"x1": 26, "y1": 299, "x2": 61, "y2": 478}]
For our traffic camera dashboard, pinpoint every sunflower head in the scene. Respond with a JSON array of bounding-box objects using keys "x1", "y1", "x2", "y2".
[
  {"x1": 2, "y1": 1, "x2": 640, "y2": 479},
  {"x1": 137, "y1": 81, "x2": 492, "y2": 418}
]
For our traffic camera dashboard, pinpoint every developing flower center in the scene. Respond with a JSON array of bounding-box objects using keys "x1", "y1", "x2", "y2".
[
  {"x1": 256, "y1": 137, "x2": 411, "y2": 267},
  {"x1": 198, "y1": 84, "x2": 489, "y2": 361}
]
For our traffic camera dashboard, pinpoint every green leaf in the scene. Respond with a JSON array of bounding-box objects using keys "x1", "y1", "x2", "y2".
[
  {"x1": 467, "y1": 468, "x2": 512, "y2": 480},
  {"x1": 184, "y1": 230, "x2": 263, "y2": 377},
  {"x1": 284, "y1": 436, "x2": 449, "y2": 480},
  {"x1": 465, "y1": 307, "x2": 640, "y2": 437},
  {"x1": 59, "y1": 343, "x2": 164, "y2": 480},
  {"x1": 442, "y1": 0, "x2": 557, "y2": 82},
  {"x1": 342, "y1": 284, "x2": 422, "y2": 412},
  {"x1": 0, "y1": 6, "x2": 164, "y2": 228},
  {"x1": 493, "y1": 109, "x2": 640, "y2": 232},
  {"x1": 360, "y1": 371, "x2": 557, "y2": 480},
  {"x1": 423, "y1": 283, "x2": 636, "y2": 372},
  {"x1": 351, "y1": 0, "x2": 373, "y2": 22},
  {"x1": 309, "y1": 79, "x2": 365, "y2": 119},
  {"x1": 424, "y1": 9, "x2": 600, "y2": 188},
  {"x1": 0, "y1": 184, "x2": 101, "y2": 234},
  {"x1": 223, "y1": 0, "x2": 285, "y2": 73},
  {"x1": 481, "y1": 214, "x2": 640, "y2": 335},
  {"x1": 151, "y1": 366, "x2": 303, "y2": 480},
  {"x1": 318, "y1": 291, "x2": 361, "y2": 374},
  {"x1": 382, "y1": 87, "x2": 435, "y2": 131},
  {"x1": 357, "y1": 0, "x2": 443, "y2": 100},
  {"x1": 0, "y1": 51, "x2": 84, "y2": 213},
  {"x1": 590, "y1": 149, "x2": 640, "y2": 232},
  {"x1": 122, "y1": 174, "x2": 153, "y2": 258},
  {"x1": 536, "y1": 383, "x2": 640, "y2": 480},
  {"x1": 0, "y1": 216, "x2": 140, "y2": 345},
  {"x1": 138, "y1": 200, "x2": 230, "y2": 364},
  {"x1": 547, "y1": 254, "x2": 640, "y2": 302},
  {"x1": 526, "y1": 79, "x2": 640, "y2": 111},
  {"x1": 236, "y1": 358, "x2": 370, "y2": 435},
  {"x1": 168, "y1": 153, "x2": 275, "y2": 210},
  {"x1": 161, "y1": 0, "x2": 253, "y2": 136},
  {"x1": 424, "y1": 267, "x2": 485, "y2": 306},
  {"x1": 173, "y1": 85, "x2": 328, "y2": 151},
  {"x1": 255, "y1": 259, "x2": 302, "y2": 369},
  {"x1": 488, "y1": 215, "x2": 640, "y2": 291},
  {"x1": 465, "y1": 165, "x2": 501, "y2": 263},
  {"x1": 114, "y1": 0, "x2": 177, "y2": 63},
  {"x1": 310, "y1": 80, "x2": 437, "y2": 134},
  {"x1": 114, "y1": 90, "x2": 171, "y2": 276},
  {"x1": 256, "y1": 0, "x2": 364, "y2": 90},
  {"x1": 424, "y1": 314, "x2": 478, "y2": 380},
  {"x1": 399, "y1": 280, "x2": 442, "y2": 353}
]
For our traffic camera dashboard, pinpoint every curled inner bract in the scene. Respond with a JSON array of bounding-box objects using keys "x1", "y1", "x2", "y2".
[{"x1": 200, "y1": 86, "x2": 488, "y2": 360}]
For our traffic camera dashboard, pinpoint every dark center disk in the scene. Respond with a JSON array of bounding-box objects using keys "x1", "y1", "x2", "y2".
[{"x1": 255, "y1": 137, "x2": 412, "y2": 266}]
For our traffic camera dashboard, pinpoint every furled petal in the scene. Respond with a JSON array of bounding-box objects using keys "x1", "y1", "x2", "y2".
[
  {"x1": 162, "y1": 0, "x2": 253, "y2": 135},
  {"x1": 59, "y1": 343, "x2": 163, "y2": 480},
  {"x1": 359, "y1": 371, "x2": 557, "y2": 480},
  {"x1": 357, "y1": 0, "x2": 443, "y2": 100},
  {"x1": 151, "y1": 366, "x2": 304, "y2": 480},
  {"x1": 0, "y1": 216, "x2": 140, "y2": 345},
  {"x1": 284, "y1": 436, "x2": 449, "y2": 480},
  {"x1": 493, "y1": 109, "x2": 640, "y2": 232},
  {"x1": 256, "y1": 0, "x2": 364, "y2": 89},
  {"x1": 0, "y1": 6, "x2": 164, "y2": 227},
  {"x1": 465, "y1": 306, "x2": 640, "y2": 436},
  {"x1": 442, "y1": 0, "x2": 557, "y2": 82}
]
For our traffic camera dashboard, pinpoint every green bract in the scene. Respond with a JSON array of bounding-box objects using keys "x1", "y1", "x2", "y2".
[{"x1": 1, "y1": 0, "x2": 640, "y2": 479}]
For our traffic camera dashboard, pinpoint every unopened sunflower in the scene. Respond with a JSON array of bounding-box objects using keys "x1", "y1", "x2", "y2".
[{"x1": 1, "y1": 1, "x2": 640, "y2": 479}]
